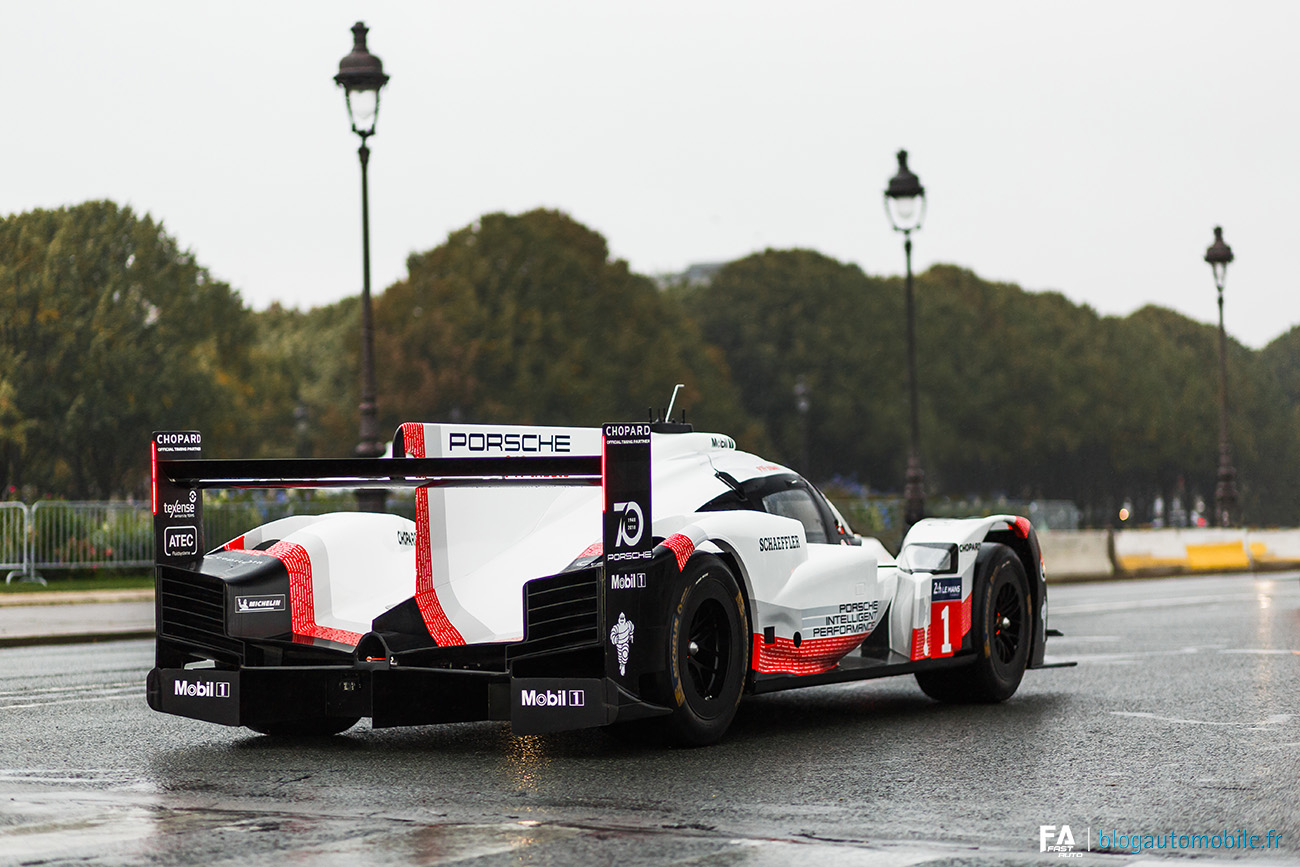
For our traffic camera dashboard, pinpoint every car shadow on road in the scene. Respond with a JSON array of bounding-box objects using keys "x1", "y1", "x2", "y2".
[{"x1": 146, "y1": 678, "x2": 1075, "y2": 780}]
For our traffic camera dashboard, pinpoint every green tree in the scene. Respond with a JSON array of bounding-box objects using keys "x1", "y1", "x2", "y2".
[
  {"x1": 683, "y1": 254, "x2": 1299, "y2": 526},
  {"x1": 245, "y1": 299, "x2": 361, "y2": 458},
  {"x1": 675, "y1": 248, "x2": 906, "y2": 483},
  {"x1": 372, "y1": 209, "x2": 763, "y2": 444},
  {"x1": 0, "y1": 201, "x2": 252, "y2": 497}
]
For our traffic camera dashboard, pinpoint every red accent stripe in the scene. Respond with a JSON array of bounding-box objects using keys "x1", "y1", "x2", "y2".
[
  {"x1": 1011, "y1": 516, "x2": 1032, "y2": 538},
  {"x1": 751, "y1": 632, "x2": 867, "y2": 675},
  {"x1": 911, "y1": 625, "x2": 929, "y2": 660},
  {"x1": 914, "y1": 593, "x2": 974, "y2": 660},
  {"x1": 150, "y1": 441, "x2": 158, "y2": 515},
  {"x1": 402, "y1": 423, "x2": 465, "y2": 646},
  {"x1": 227, "y1": 538, "x2": 363, "y2": 646},
  {"x1": 659, "y1": 534, "x2": 694, "y2": 572},
  {"x1": 578, "y1": 541, "x2": 603, "y2": 559}
]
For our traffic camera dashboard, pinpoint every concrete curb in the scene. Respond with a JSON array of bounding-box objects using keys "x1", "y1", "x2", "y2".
[
  {"x1": 0, "y1": 591, "x2": 155, "y2": 649},
  {"x1": 0, "y1": 629, "x2": 155, "y2": 648},
  {"x1": 0, "y1": 588, "x2": 154, "y2": 608}
]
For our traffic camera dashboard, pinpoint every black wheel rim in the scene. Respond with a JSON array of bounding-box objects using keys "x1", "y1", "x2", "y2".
[
  {"x1": 685, "y1": 597, "x2": 732, "y2": 701},
  {"x1": 991, "y1": 580, "x2": 1023, "y2": 665}
]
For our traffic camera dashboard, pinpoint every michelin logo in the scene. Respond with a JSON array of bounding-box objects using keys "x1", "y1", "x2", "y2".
[
  {"x1": 173, "y1": 680, "x2": 230, "y2": 699},
  {"x1": 236, "y1": 594, "x2": 285, "y2": 613},
  {"x1": 609, "y1": 612, "x2": 635, "y2": 676},
  {"x1": 518, "y1": 689, "x2": 586, "y2": 708}
]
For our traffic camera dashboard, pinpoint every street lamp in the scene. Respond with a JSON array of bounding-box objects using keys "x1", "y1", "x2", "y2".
[
  {"x1": 794, "y1": 375, "x2": 811, "y2": 476},
  {"x1": 1204, "y1": 226, "x2": 1237, "y2": 527},
  {"x1": 885, "y1": 150, "x2": 927, "y2": 529},
  {"x1": 336, "y1": 21, "x2": 390, "y2": 512}
]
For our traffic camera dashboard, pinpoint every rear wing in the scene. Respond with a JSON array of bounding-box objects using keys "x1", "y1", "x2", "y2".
[{"x1": 150, "y1": 424, "x2": 651, "y2": 570}]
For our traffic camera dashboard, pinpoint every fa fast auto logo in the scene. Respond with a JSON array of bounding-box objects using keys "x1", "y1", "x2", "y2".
[
  {"x1": 609, "y1": 612, "x2": 635, "y2": 676},
  {"x1": 173, "y1": 679, "x2": 230, "y2": 699},
  {"x1": 1040, "y1": 825, "x2": 1082, "y2": 858}
]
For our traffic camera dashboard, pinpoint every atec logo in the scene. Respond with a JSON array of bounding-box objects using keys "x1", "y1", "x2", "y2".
[
  {"x1": 613, "y1": 500, "x2": 644, "y2": 548},
  {"x1": 173, "y1": 679, "x2": 230, "y2": 699},
  {"x1": 1040, "y1": 825, "x2": 1082, "y2": 858},
  {"x1": 164, "y1": 525, "x2": 198, "y2": 557},
  {"x1": 519, "y1": 689, "x2": 586, "y2": 708}
]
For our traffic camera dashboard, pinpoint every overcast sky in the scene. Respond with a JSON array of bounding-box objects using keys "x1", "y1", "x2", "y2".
[{"x1": 8, "y1": 1, "x2": 1297, "y2": 348}]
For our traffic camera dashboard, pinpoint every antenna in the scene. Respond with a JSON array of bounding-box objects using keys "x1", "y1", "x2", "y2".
[{"x1": 665, "y1": 384, "x2": 685, "y2": 423}]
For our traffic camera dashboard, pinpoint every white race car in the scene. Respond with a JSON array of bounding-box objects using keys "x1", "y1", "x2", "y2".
[{"x1": 148, "y1": 419, "x2": 1060, "y2": 745}]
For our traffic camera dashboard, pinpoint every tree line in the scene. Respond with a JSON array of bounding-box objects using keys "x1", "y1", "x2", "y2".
[{"x1": 4, "y1": 200, "x2": 1299, "y2": 527}]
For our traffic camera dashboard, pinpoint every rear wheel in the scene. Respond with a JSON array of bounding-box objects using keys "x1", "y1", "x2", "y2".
[
  {"x1": 916, "y1": 543, "x2": 1031, "y2": 703},
  {"x1": 652, "y1": 555, "x2": 750, "y2": 746},
  {"x1": 247, "y1": 716, "x2": 360, "y2": 737}
]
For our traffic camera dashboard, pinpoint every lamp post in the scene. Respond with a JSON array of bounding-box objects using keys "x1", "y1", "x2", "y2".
[
  {"x1": 884, "y1": 150, "x2": 927, "y2": 529},
  {"x1": 794, "y1": 375, "x2": 811, "y2": 476},
  {"x1": 336, "y1": 21, "x2": 390, "y2": 512},
  {"x1": 1204, "y1": 226, "x2": 1237, "y2": 527}
]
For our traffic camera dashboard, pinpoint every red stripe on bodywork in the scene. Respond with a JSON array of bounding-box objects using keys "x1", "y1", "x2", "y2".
[
  {"x1": 402, "y1": 423, "x2": 466, "y2": 646},
  {"x1": 226, "y1": 538, "x2": 363, "y2": 646},
  {"x1": 912, "y1": 594, "x2": 973, "y2": 660},
  {"x1": 659, "y1": 534, "x2": 694, "y2": 572},
  {"x1": 150, "y1": 441, "x2": 158, "y2": 515},
  {"x1": 910, "y1": 625, "x2": 929, "y2": 661},
  {"x1": 751, "y1": 632, "x2": 867, "y2": 676}
]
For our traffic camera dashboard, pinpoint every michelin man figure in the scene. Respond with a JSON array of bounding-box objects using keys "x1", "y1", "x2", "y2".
[{"x1": 609, "y1": 611, "x2": 635, "y2": 676}]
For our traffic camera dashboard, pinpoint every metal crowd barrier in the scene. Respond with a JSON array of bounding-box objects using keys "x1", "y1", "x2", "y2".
[
  {"x1": 2, "y1": 496, "x2": 419, "y2": 583},
  {"x1": 30, "y1": 501, "x2": 154, "y2": 573},
  {"x1": 1, "y1": 502, "x2": 31, "y2": 583}
]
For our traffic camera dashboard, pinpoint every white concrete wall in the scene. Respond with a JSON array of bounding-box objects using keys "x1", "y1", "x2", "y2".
[{"x1": 1038, "y1": 530, "x2": 1113, "y2": 580}]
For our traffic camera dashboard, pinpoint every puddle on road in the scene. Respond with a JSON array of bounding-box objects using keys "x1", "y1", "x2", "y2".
[
  {"x1": 0, "y1": 788, "x2": 584, "y2": 865},
  {"x1": 0, "y1": 781, "x2": 1012, "y2": 866}
]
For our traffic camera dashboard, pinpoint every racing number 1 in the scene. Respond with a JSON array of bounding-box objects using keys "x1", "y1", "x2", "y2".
[{"x1": 929, "y1": 577, "x2": 963, "y2": 658}]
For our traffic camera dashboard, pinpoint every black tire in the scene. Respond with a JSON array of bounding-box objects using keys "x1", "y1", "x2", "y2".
[
  {"x1": 652, "y1": 555, "x2": 750, "y2": 746},
  {"x1": 247, "y1": 716, "x2": 360, "y2": 737},
  {"x1": 916, "y1": 543, "x2": 1031, "y2": 703}
]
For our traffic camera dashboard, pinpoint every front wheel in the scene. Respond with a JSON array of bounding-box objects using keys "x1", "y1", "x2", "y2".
[
  {"x1": 652, "y1": 555, "x2": 750, "y2": 746},
  {"x1": 916, "y1": 542, "x2": 1031, "y2": 703}
]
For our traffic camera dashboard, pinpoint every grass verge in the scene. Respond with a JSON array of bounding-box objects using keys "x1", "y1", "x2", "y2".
[{"x1": 1, "y1": 571, "x2": 153, "y2": 593}]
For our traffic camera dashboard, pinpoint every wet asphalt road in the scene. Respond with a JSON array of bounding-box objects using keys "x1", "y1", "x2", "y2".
[{"x1": 0, "y1": 573, "x2": 1296, "y2": 866}]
